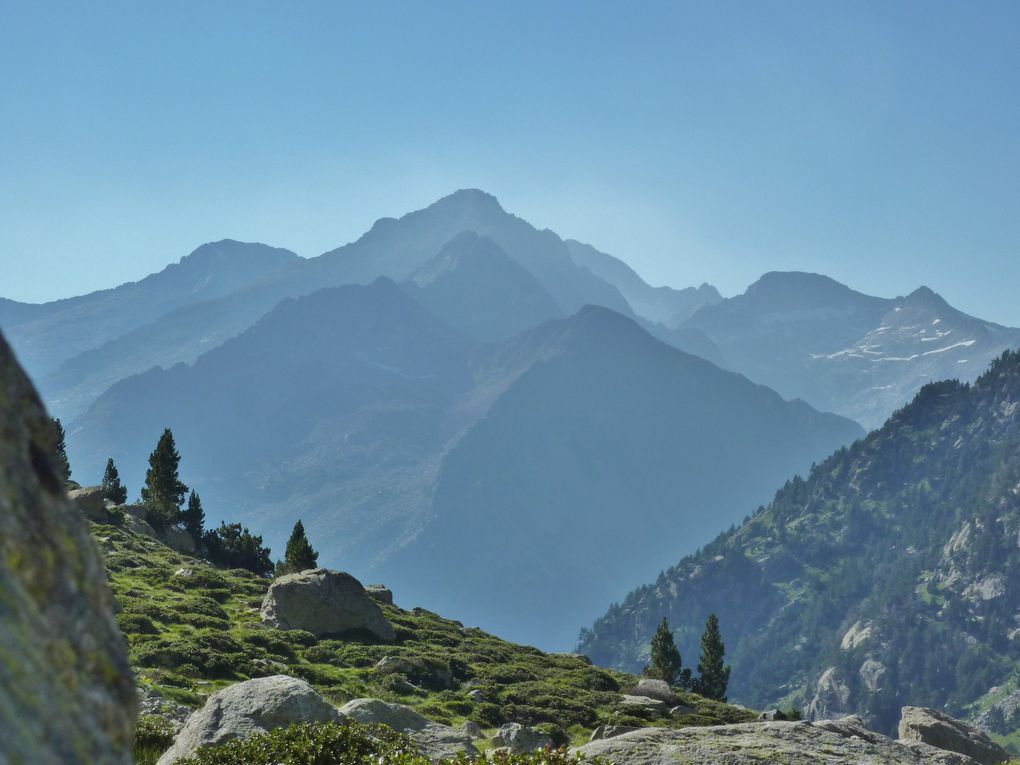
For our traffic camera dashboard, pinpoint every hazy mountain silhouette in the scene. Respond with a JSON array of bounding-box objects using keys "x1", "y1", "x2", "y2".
[
  {"x1": 565, "y1": 239, "x2": 722, "y2": 327},
  {"x1": 1, "y1": 240, "x2": 299, "y2": 378},
  {"x1": 404, "y1": 231, "x2": 563, "y2": 342},
  {"x1": 69, "y1": 287, "x2": 861, "y2": 649},
  {"x1": 681, "y1": 272, "x2": 1020, "y2": 428}
]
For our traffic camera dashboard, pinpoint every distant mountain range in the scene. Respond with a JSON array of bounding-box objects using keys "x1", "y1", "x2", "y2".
[
  {"x1": 68, "y1": 279, "x2": 860, "y2": 649},
  {"x1": 2, "y1": 189, "x2": 1018, "y2": 651},
  {"x1": 579, "y1": 349, "x2": 1020, "y2": 735},
  {"x1": 678, "y1": 271, "x2": 1020, "y2": 428}
]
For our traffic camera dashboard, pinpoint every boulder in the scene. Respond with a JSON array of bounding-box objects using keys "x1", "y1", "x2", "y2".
[
  {"x1": 122, "y1": 511, "x2": 158, "y2": 540},
  {"x1": 575, "y1": 719, "x2": 984, "y2": 765},
  {"x1": 156, "y1": 675, "x2": 340, "y2": 764},
  {"x1": 493, "y1": 722, "x2": 553, "y2": 753},
  {"x1": 632, "y1": 678, "x2": 681, "y2": 705},
  {"x1": 0, "y1": 332, "x2": 137, "y2": 764},
  {"x1": 338, "y1": 698, "x2": 478, "y2": 760},
  {"x1": 366, "y1": 583, "x2": 394, "y2": 604},
  {"x1": 619, "y1": 694, "x2": 670, "y2": 714},
  {"x1": 898, "y1": 706, "x2": 1009, "y2": 765},
  {"x1": 459, "y1": 720, "x2": 486, "y2": 740},
  {"x1": 260, "y1": 568, "x2": 395, "y2": 640},
  {"x1": 68, "y1": 485, "x2": 108, "y2": 522}
]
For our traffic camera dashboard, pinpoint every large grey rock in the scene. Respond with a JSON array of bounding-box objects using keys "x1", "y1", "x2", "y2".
[
  {"x1": 366, "y1": 583, "x2": 394, "y2": 604},
  {"x1": 68, "y1": 485, "x2": 108, "y2": 522},
  {"x1": 0, "y1": 332, "x2": 137, "y2": 764},
  {"x1": 633, "y1": 678, "x2": 681, "y2": 705},
  {"x1": 260, "y1": 568, "x2": 395, "y2": 640},
  {"x1": 156, "y1": 675, "x2": 340, "y2": 764},
  {"x1": 493, "y1": 722, "x2": 553, "y2": 753},
  {"x1": 575, "y1": 718, "x2": 983, "y2": 765},
  {"x1": 898, "y1": 706, "x2": 1009, "y2": 765},
  {"x1": 620, "y1": 694, "x2": 670, "y2": 714},
  {"x1": 339, "y1": 698, "x2": 478, "y2": 759}
]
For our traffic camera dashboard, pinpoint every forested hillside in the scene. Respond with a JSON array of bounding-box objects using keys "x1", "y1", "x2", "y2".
[{"x1": 580, "y1": 350, "x2": 1020, "y2": 738}]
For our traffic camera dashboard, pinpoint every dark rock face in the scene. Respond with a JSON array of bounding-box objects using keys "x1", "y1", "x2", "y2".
[{"x1": 0, "y1": 331, "x2": 136, "y2": 764}]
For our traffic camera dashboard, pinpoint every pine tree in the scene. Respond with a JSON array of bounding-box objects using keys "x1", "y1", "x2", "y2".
[
  {"x1": 181, "y1": 490, "x2": 205, "y2": 540},
  {"x1": 277, "y1": 519, "x2": 319, "y2": 576},
  {"x1": 50, "y1": 417, "x2": 71, "y2": 481},
  {"x1": 644, "y1": 617, "x2": 683, "y2": 686},
  {"x1": 692, "y1": 613, "x2": 731, "y2": 701},
  {"x1": 140, "y1": 428, "x2": 188, "y2": 528},
  {"x1": 101, "y1": 457, "x2": 128, "y2": 504}
]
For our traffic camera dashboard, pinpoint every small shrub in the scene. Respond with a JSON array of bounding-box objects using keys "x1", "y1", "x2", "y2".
[
  {"x1": 133, "y1": 714, "x2": 176, "y2": 765},
  {"x1": 117, "y1": 613, "x2": 159, "y2": 635}
]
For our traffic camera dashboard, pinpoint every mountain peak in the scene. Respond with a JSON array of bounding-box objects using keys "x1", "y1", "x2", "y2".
[
  {"x1": 178, "y1": 239, "x2": 299, "y2": 269},
  {"x1": 903, "y1": 285, "x2": 950, "y2": 310},
  {"x1": 427, "y1": 188, "x2": 506, "y2": 217}
]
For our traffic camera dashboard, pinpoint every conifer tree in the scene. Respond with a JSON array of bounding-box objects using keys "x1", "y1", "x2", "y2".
[
  {"x1": 181, "y1": 490, "x2": 205, "y2": 540},
  {"x1": 277, "y1": 519, "x2": 319, "y2": 576},
  {"x1": 50, "y1": 417, "x2": 71, "y2": 481},
  {"x1": 644, "y1": 617, "x2": 684, "y2": 686},
  {"x1": 101, "y1": 457, "x2": 128, "y2": 504},
  {"x1": 692, "y1": 613, "x2": 731, "y2": 701},
  {"x1": 140, "y1": 428, "x2": 188, "y2": 528}
]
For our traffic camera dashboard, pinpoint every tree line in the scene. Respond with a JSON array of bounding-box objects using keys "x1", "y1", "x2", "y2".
[{"x1": 53, "y1": 420, "x2": 319, "y2": 579}]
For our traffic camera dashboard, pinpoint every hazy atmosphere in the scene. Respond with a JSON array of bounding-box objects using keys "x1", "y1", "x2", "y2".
[
  {"x1": 3, "y1": 1, "x2": 1020, "y2": 324},
  {"x1": 3, "y1": 4, "x2": 1020, "y2": 765}
]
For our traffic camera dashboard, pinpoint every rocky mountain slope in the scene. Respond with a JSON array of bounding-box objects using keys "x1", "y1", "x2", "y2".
[
  {"x1": 680, "y1": 272, "x2": 1020, "y2": 428},
  {"x1": 68, "y1": 283, "x2": 861, "y2": 650},
  {"x1": 579, "y1": 349, "x2": 1020, "y2": 741}
]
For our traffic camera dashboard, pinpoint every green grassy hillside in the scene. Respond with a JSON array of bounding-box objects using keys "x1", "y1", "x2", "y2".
[{"x1": 92, "y1": 519, "x2": 754, "y2": 761}]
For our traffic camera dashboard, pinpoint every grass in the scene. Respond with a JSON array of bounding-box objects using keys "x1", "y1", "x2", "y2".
[{"x1": 91, "y1": 521, "x2": 757, "y2": 761}]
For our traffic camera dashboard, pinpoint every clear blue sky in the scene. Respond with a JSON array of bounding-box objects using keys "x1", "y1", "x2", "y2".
[{"x1": 2, "y1": 1, "x2": 1019, "y2": 324}]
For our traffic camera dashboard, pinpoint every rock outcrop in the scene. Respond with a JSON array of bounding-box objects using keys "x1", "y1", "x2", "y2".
[
  {"x1": 338, "y1": 698, "x2": 478, "y2": 760},
  {"x1": 492, "y1": 722, "x2": 553, "y2": 753},
  {"x1": 575, "y1": 716, "x2": 984, "y2": 765},
  {"x1": 366, "y1": 583, "x2": 394, "y2": 604},
  {"x1": 0, "y1": 332, "x2": 137, "y2": 764},
  {"x1": 898, "y1": 706, "x2": 1009, "y2": 765},
  {"x1": 631, "y1": 678, "x2": 682, "y2": 705},
  {"x1": 260, "y1": 568, "x2": 396, "y2": 640},
  {"x1": 67, "y1": 485, "x2": 108, "y2": 522},
  {"x1": 156, "y1": 675, "x2": 341, "y2": 765}
]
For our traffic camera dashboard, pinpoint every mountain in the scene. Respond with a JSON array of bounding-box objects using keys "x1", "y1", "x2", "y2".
[
  {"x1": 1, "y1": 240, "x2": 300, "y2": 380},
  {"x1": 565, "y1": 239, "x2": 722, "y2": 327},
  {"x1": 404, "y1": 231, "x2": 563, "y2": 342},
  {"x1": 382, "y1": 306, "x2": 862, "y2": 648},
  {"x1": 681, "y1": 272, "x2": 1020, "y2": 428},
  {"x1": 71, "y1": 279, "x2": 475, "y2": 565},
  {"x1": 578, "y1": 349, "x2": 1020, "y2": 738},
  {"x1": 33, "y1": 191, "x2": 636, "y2": 421},
  {"x1": 69, "y1": 289, "x2": 861, "y2": 650}
]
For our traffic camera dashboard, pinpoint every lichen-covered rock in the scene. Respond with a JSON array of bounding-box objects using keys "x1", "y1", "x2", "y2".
[
  {"x1": 493, "y1": 722, "x2": 553, "y2": 753},
  {"x1": 0, "y1": 332, "x2": 137, "y2": 764},
  {"x1": 339, "y1": 698, "x2": 478, "y2": 759},
  {"x1": 575, "y1": 718, "x2": 983, "y2": 765},
  {"x1": 898, "y1": 706, "x2": 1009, "y2": 765},
  {"x1": 260, "y1": 568, "x2": 395, "y2": 640},
  {"x1": 156, "y1": 675, "x2": 341, "y2": 764}
]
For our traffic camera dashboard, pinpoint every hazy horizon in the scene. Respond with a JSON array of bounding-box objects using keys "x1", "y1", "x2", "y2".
[{"x1": 2, "y1": 1, "x2": 1019, "y2": 325}]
